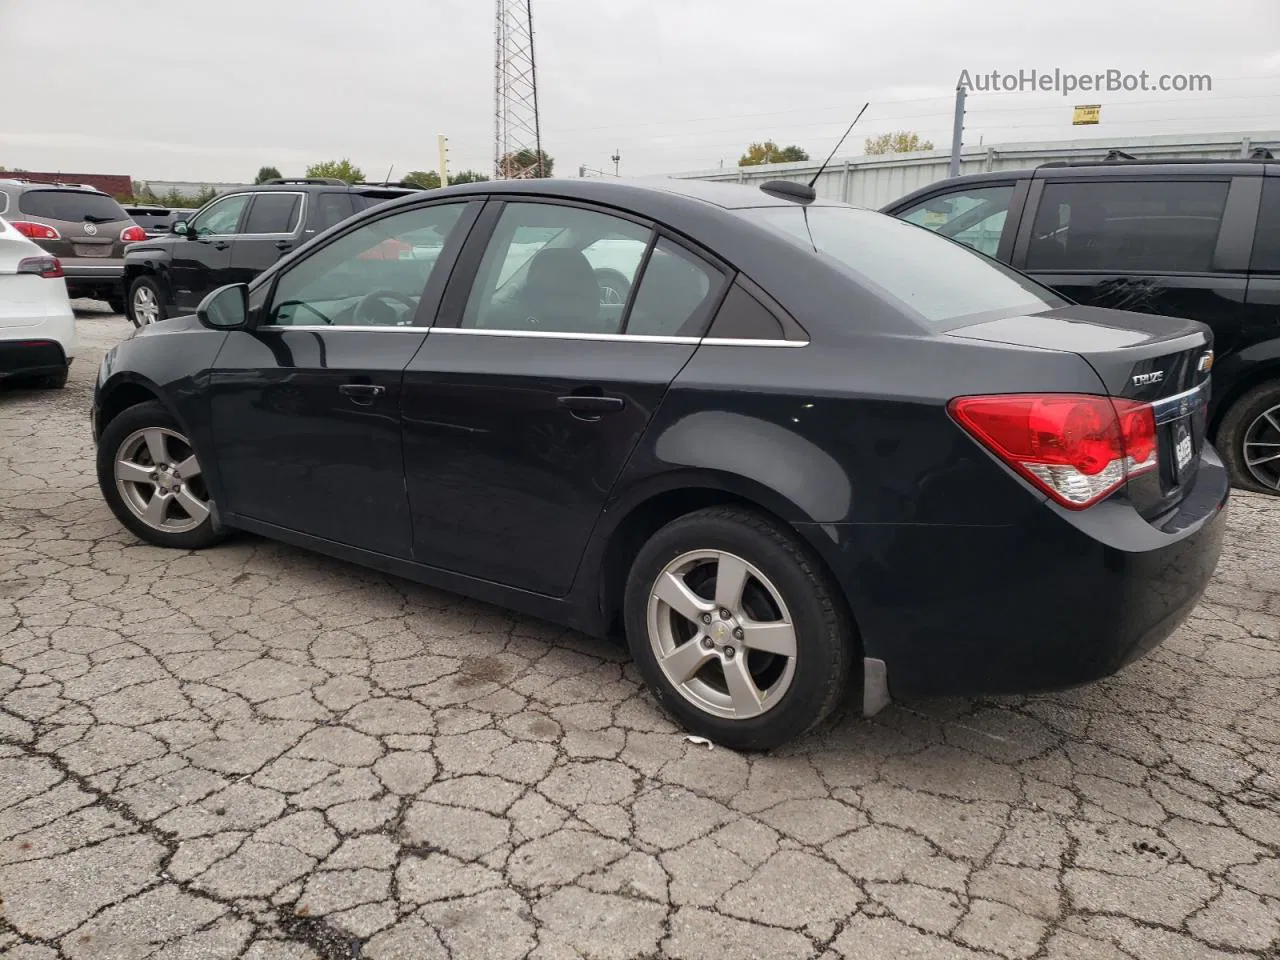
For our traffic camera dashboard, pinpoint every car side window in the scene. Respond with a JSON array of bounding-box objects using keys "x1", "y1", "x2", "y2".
[
  {"x1": 461, "y1": 202, "x2": 651, "y2": 335},
  {"x1": 243, "y1": 193, "x2": 302, "y2": 235},
  {"x1": 0, "y1": 190, "x2": 8, "y2": 215},
  {"x1": 268, "y1": 204, "x2": 465, "y2": 328},
  {"x1": 1250, "y1": 178, "x2": 1280, "y2": 273},
  {"x1": 190, "y1": 194, "x2": 252, "y2": 237},
  {"x1": 898, "y1": 185, "x2": 1014, "y2": 257},
  {"x1": 1025, "y1": 179, "x2": 1230, "y2": 273},
  {"x1": 315, "y1": 193, "x2": 355, "y2": 233},
  {"x1": 625, "y1": 239, "x2": 725, "y2": 337}
]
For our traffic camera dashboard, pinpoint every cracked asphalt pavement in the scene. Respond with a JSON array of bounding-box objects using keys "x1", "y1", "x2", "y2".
[{"x1": 2, "y1": 305, "x2": 1279, "y2": 960}]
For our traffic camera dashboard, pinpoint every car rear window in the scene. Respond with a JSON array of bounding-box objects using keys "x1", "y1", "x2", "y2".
[
  {"x1": 741, "y1": 205, "x2": 1066, "y2": 326},
  {"x1": 19, "y1": 189, "x2": 128, "y2": 223}
]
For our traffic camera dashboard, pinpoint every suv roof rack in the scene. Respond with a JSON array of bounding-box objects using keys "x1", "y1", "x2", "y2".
[
  {"x1": 262, "y1": 177, "x2": 348, "y2": 186},
  {"x1": 1038, "y1": 154, "x2": 1277, "y2": 169},
  {"x1": 353, "y1": 180, "x2": 423, "y2": 190}
]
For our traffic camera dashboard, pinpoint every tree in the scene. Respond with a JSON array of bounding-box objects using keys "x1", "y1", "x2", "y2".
[
  {"x1": 403, "y1": 170, "x2": 442, "y2": 189},
  {"x1": 305, "y1": 159, "x2": 364, "y2": 183},
  {"x1": 448, "y1": 170, "x2": 490, "y2": 184},
  {"x1": 254, "y1": 166, "x2": 282, "y2": 184},
  {"x1": 738, "y1": 141, "x2": 810, "y2": 166},
  {"x1": 864, "y1": 131, "x2": 934, "y2": 155},
  {"x1": 498, "y1": 149, "x2": 553, "y2": 178}
]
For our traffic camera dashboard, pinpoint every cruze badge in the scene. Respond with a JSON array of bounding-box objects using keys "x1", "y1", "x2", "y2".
[{"x1": 1132, "y1": 371, "x2": 1164, "y2": 387}]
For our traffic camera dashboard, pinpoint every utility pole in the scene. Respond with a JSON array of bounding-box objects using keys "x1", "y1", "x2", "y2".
[
  {"x1": 948, "y1": 84, "x2": 966, "y2": 178},
  {"x1": 438, "y1": 135, "x2": 449, "y2": 188},
  {"x1": 611, "y1": 149, "x2": 620, "y2": 177}
]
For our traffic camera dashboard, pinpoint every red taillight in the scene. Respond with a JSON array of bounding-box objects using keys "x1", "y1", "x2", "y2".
[
  {"x1": 949, "y1": 394, "x2": 1158, "y2": 509},
  {"x1": 120, "y1": 225, "x2": 148, "y2": 243},
  {"x1": 16, "y1": 256, "x2": 64, "y2": 279},
  {"x1": 11, "y1": 221, "x2": 61, "y2": 241}
]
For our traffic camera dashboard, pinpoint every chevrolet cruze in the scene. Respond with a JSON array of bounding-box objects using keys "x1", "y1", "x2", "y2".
[{"x1": 92, "y1": 177, "x2": 1228, "y2": 749}]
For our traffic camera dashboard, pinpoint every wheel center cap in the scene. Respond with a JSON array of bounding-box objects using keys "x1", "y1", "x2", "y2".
[{"x1": 713, "y1": 621, "x2": 729, "y2": 642}]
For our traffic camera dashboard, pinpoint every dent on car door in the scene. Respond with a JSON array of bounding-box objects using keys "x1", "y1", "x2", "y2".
[
  {"x1": 206, "y1": 200, "x2": 481, "y2": 557},
  {"x1": 892, "y1": 182, "x2": 1024, "y2": 259},
  {"x1": 401, "y1": 199, "x2": 730, "y2": 596}
]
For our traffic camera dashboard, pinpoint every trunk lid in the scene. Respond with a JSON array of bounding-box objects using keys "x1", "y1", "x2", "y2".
[{"x1": 948, "y1": 305, "x2": 1213, "y2": 518}]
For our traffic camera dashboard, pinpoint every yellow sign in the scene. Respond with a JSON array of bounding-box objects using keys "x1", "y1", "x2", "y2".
[{"x1": 1073, "y1": 104, "x2": 1101, "y2": 125}]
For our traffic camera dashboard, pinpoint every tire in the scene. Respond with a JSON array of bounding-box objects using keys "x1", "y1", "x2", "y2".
[
  {"x1": 32, "y1": 367, "x2": 69, "y2": 389},
  {"x1": 624, "y1": 506, "x2": 853, "y2": 751},
  {"x1": 127, "y1": 276, "x2": 167, "y2": 328},
  {"x1": 96, "y1": 400, "x2": 225, "y2": 549},
  {"x1": 1217, "y1": 381, "x2": 1280, "y2": 495}
]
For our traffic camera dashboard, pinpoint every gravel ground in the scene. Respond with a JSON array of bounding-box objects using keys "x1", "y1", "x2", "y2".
[{"x1": 1, "y1": 304, "x2": 1278, "y2": 960}]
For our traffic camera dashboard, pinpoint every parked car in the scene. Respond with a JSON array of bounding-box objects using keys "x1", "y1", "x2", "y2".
[
  {"x1": 121, "y1": 178, "x2": 425, "y2": 327},
  {"x1": 92, "y1": 177, "x2": 1227, "y2": 749},
  {"x1": 882, "y1": 155, "x2": 1280, "y2": 495},
  {"x1": 0, "y1": 179, "x2": 145, "y2": 312},
  {"x1": 0, "y1": 216, "x2": 77, "y2": 389},
  {"x1": 123, "y1": 204, "x2": 197, "y2": 239}
]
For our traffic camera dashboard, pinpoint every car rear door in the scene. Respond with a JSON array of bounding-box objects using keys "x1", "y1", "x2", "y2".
[
  {"x1": 228, "y1": 191, "x2": 306, "y2": 286},
  {"x1": 1011, "y1": 173, "x2": 1254, "y2": 358},
  {"x1": 401, "y1": 197, "x2": 730, "y2": 596},
  {"x1": 206, "y1": 197, "x2": 481, "y2": 558},
  {"x1": 171, "y1": 193, "x2": 253, "y2": 311}
]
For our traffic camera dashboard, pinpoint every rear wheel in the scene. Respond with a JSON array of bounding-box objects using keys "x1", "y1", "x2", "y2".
[
  {"x1": 97, "y1": 400, "x2": 224, "y2": 549},
  {"x1": 128, "y1": 276, "x2": 166, "y2": 328},
  {"x1": 32, "y1": 367, "x2": 69, "y2": 389},
  {"x1": 1218, "y1": 382, "x2": 1280, "y2": 495},
  {"x1": 624, "y1": 506, "x2": 853, "y2": 751}
]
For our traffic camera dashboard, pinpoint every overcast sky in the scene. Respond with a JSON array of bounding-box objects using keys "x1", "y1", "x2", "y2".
[{"x1": 2, "y1": 0, "x2": 1278, "y2": 183}]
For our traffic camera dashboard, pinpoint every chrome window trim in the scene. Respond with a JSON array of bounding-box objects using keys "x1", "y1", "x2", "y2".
[
  {"x1": 240, "y1": 191, "x2": 308, "y2": 238},
  {"x1": 251, "y1": 324, "x2": 809, "y2": 346},
  {"x1": 0, "y1": 190, "x2": 8, "y2": 215}
]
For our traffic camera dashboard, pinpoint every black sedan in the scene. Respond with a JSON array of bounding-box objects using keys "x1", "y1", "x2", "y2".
[{"x1": 91, "y1": 177, "x2": 1229, "y2": 750}]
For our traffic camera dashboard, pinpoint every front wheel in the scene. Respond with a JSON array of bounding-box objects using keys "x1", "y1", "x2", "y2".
[
  {"x1": 96, "y1": 400, "x2": 225, "y2": 549},
  {"x1": 624, "y1": 506, "x2": 853, "y2": 751},
  {"x1": 1218, "y1": 382, "x2": 1280, "y2": 495},
  {"x1": 127, "y1": 276, "x2": 167, "y2": 328}
]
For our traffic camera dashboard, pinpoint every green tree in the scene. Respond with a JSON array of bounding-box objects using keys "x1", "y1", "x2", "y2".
[
  {"x1": 864, "y1": 131, "x2": 934, "y2": 155},
  {"x1": 738, "y1": 141, "x2": 810, "y2": 166},
  {"x1": 498, "y1": 149, "x2": 553, "y2": 178},
  {"x1": 404, "y1": 170, "x2": 442, "y2": 189},
  {"x1": 448, "y1": 170, "x2": 490, "y2": 184},
  {"x1": 305, "y1": 159, "x2": 364, "y2": 183},
  {"x1": 254, "y1": 165, "x2": 282, "y2": 184}
]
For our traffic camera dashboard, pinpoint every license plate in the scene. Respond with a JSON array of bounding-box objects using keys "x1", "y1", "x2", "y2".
[
  {"x1": 1175, "y1": 426, "x2": 1193, "y2": 472},
  {"x1": 73, "y1": 243, "x2": 111, "y2": 258}
]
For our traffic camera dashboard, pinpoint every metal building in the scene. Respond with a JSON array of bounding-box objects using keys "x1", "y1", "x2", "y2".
[{"x1": 664, "y1": 130, "x2": 1280, "y2": 210}]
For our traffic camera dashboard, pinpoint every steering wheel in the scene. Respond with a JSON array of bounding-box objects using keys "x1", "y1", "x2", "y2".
[{"x1": 352, "y1": 290, "x2": 420, "y2": 326}]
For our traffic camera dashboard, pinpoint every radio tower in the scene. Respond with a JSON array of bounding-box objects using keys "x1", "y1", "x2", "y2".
[{"x1": 493, "y1": 0, "x2": 544, "y2": 179}]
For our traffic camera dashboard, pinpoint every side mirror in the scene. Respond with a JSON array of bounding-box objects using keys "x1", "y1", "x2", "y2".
[
  {"x1": 172, "y1": 220, "x2": 191, "y2": 237},
  {"x1": 197, "y1": 283, "x2": 250, "y2": 331}
]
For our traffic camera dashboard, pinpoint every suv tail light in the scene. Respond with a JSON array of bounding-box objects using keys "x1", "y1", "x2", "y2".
[
  {"x1": 120, "y1": 225, "x2": 148, "y2": 243},
  {"x1": 11, "y1": 221, "x2": 61, "y2": 241},
  {"x1": 949, "y1": 393, "x2": 1158, "y2": 509},
  {"x1": 16, "y1": 256, "x2": 64, "y2": 279}
]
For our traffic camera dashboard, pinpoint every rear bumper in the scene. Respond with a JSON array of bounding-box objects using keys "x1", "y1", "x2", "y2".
[
  {"x1": 0, "y1": 339, "x2": 69, "y2": 379},
  {"x1": 800, "y1": 447, "x2": 1230, "y2": 698}
]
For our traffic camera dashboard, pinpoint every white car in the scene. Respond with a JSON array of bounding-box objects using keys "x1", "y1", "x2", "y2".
[{"x1": 0, "y1": 216, "x2": 76, "y2": 389}]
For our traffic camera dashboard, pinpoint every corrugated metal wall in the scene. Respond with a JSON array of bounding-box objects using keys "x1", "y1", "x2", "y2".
[{"x1": 665, "y1": 131, "x2": 1280, "y2": 210}]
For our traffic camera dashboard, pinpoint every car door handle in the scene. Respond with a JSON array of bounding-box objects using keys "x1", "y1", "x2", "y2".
[
  {"x1": 557, "y1": 394, "x2": 625, "y2": 418},
  {"x1": 339, "y1": 383, "x2": 386, "y2": 404},
  {"x1": 275, "y1": 240, "x2": 292, "y2": 251}
]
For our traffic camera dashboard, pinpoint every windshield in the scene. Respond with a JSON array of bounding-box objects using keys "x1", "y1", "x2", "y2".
[
  {"x1": 19, "y1": 189, "x2": 128, "y2": 224},
  {"x1": 741, "y1": 205, "x2": 1065, "y2": 326}
]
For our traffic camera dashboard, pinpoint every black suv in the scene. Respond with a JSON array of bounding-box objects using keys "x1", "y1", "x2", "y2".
[
  {"x1": 122, "y1": 178, "x2": 420, "y2": 327},
  {"x1": 883, "y1": 155, "x2": 1280, "y2": 495}
]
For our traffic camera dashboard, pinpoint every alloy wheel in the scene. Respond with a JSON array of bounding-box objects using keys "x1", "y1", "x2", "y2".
[
  {"x1": 646, "y1": 549, "x2": 797, "y2": 720},
  {"x1": 1243, "y1": 403, "x2": 1280, "y2": 490},
  {"x1": 133, "y1": 286, "x2": 160, "y2": 325},
  {"x1": 114, "y1": 427, "x2": 211, "y2": 534}
]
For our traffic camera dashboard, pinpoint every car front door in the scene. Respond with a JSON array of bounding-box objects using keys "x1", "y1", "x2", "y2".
[
  {"x1": 206, "y1": 198, "x2": 481, "y2": 557},
  {"x1": 401, "y1": 198, "x2": 730, "y2": 596},
  {"x1": 888, "y1": 181, "x2": 1025, "y2": 259},
  {"x1": 171, "y1": 193, "x2": 253, "y2": 311},
  {"x1": 228, "y1": 191, "x2": 306, "y2": 286},
  {"x1": 1012, "y1": 175, "x2": 1251, "y2": 356}
]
